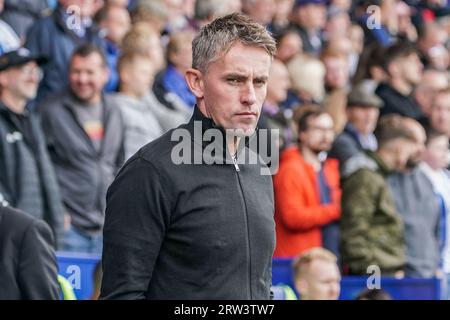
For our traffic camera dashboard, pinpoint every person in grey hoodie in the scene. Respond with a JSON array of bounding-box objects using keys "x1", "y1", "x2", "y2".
[{"x1": 387, "y1": 118, "x2": 441, "y2": 278}]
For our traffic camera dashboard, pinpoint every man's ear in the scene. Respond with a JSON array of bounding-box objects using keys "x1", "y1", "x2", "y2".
[
  {"x1": 185, "y1": 68, "x2": 204, "y2": 99},
  {"x1": 295, "y1": 279, "x2": 308, "y2": 297}
]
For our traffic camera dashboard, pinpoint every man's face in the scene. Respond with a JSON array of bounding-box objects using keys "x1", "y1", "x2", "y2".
[
  {"x1": 267, "y1": 60, "x2": 290, "y2": 104},
  {"x1": 69, "y1": 53, "x2": 109, "y2": 103},
  {"x1": 297, "y1": 4, "x2": 327, "y2": 30},
  {"x1": 299, "y1": 113, "x2": 335, "y2": 154},
  {"x1": 391, "y1": 138, "x2": 418, "y2": 171},
  {"x1": 405, "y1": 124, "x2": 426, "y2": 169},
  {"x1": 297, "y1": 260, "x2": 341, "y2": 300},
  {"x1": 346, "y1": 106, "x2": 379, "y2": 136},
  {"x1": 121, "y1": 57, "x2": 154, "y2": 97},
  {"x1": 424, "y1": 136, "x2": 450, "y2": 170},
  {"x1": 102, "y1": 6, "x2": 131, "y2": 44},
  {"x1": 431, "y1": 94, "x2": 450, "y2": 136},
  {"x1": 276, "y1": 32, "x2": 302, "y2": 63},
  {"x1": 397, "y1": 53, "x2": 423, "y2": 86},
  {"x1": 0, "y1": 61, "x2": 41, "y2": 101},
  {"x1": 244, "y1": 0, "x2": 276, "y2": 25},
  {"x1": 323, "y1": 56, "x2": 349, "y2": 90},
  {"x1": 193, "y1": 42, "x2": 272, "y2": 136}
]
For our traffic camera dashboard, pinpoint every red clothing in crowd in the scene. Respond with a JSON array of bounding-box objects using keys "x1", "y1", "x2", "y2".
[{"x1": 273, "y1": 146, "x2": 341, "y2": 258}]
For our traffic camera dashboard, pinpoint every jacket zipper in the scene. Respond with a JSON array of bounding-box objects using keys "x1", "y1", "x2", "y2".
[{"x1": 233, "y1": 156, "x2": 252, "y2": 299}]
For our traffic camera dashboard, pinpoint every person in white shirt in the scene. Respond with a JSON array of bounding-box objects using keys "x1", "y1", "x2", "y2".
[{"x1": 420, "y1": 127, "x2": 450, "y2": 299}]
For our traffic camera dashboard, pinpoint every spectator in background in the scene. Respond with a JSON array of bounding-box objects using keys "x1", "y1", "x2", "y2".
[
  {"x1": 321, "y1": 48, "x2": 350, "y2": 133},
  {"x1": 111, "y1": 52, "x2": 182, "y2": 160},
  {"x1": 258, "y1": 59, "x2": 295, "y2": 168},
  {"x1": 352, "y1": 43, "x2": 387, "y2": 86},
  {"x1": 414, "y1": 69, "x2": 449, "y2": 117},
  {"x1": 130, "y1": 0, "x2": 169, "y2": 34},
  {"x1": 274, "y1": 106, "x2": 341, "y2": 258},
  {"x1": 39, "y1": 44, "x2": 124, "y2": 254},
  {"x1": 153, "y1": 31, "x2": 196, "y2": 110},
  {"x1": 275, "y1": 29, "x2": 303, "y2": 64},
  {"x1": 0, "y1": 48, "x2": 64, "y2": 247},
  {"x1": 287, "y1": 54, "x2": 326, "y2": 105},
  {"x1": 417, "y1": 22, "x2": 449, "y2": 70},
  {"x1": 269, "y1": 0, "x2": 294, "y2": 35},
  {"x1": 122, "y1": 23, "x2": 191, "y2": 123},
  {"x1": 396, "y1": 1, "x2": 418, "y2": 43},
  {"x1": 375, "y1": 42, "x2": 424, "y2": 120},
  {"x1": 348, "y1": 24, "x2": 364, "y2": 77},
  {"x1": 420, "y1": 128, "x2": 450, "y2": 298},
  {"x1": 292, "y1": 247, "x2": 341, "y2": 300},
  {"x1": 0, "y1": 0, "x2": 51, "y2": 40},
  {"x1": 329, "y1": 82, "x2": 382, "y2": 171},
  {"x1": 388, "y1": 118, "x2": 441, "y2": 278},
  {"x1": 429, "y1": 88, "x2": 450, "y2": 140},
  {"x1": 95, "y1": 3, "x2": 131, "y2": 92},
  {"x1": 121, "y1": 22, "x2": 165, "y2": 72},
  {"x1": 0, "y1": 204, "x2": 60, "y2": 300},
  {"x1": 0, "y1": 0, "x2": 20, "y2": 55},
  {"x1": 290, "y1": 0, "x2": 327, "y2": 55},
  {"x1": 340, "y1": 115, "x2": 418, "y2": 276},
  {"x1": 324, "y1": 5, "x2": 351, "y2": 42},
  {"x1": 25, "y1": 0, "x2": 105, "y2": 102},
  {"x1": 357, "y1": 0, "x2": 397, "y2": 47},
  {"x1": 242, "y1": 0, "x2": 276, "y2": 27},
  {"x1": 163, "y1": 0, "x2": 191, "y2": 34},
  {"x1": 191, "y1": 0, "x2": 229, "y2": 31}
]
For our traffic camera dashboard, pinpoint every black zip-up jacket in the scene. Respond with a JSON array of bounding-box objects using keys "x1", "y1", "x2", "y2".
[
  {"x1": 100, "y1": 107, "x2": 276, "y2": 300},
  {"x1": 39, "y1": 90, "x2": 124, "y2": 236},
  {"x1": 0, "y1": 101, "x2": 64, "y2": 246}
]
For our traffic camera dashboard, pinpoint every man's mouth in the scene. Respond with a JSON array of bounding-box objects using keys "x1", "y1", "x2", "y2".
[{"x1": 236, "y1": 112, "x2": 257, "y2": 117}]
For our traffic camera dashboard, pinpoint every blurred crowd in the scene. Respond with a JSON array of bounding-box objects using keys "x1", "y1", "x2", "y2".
[{"x1": 1, "y1": 0, "x2": 450, "y2": 299}]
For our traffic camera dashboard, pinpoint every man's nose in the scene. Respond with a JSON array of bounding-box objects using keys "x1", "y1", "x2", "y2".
[{"x1": 240, "y1": 82, "x2": 257, "y2": 106}]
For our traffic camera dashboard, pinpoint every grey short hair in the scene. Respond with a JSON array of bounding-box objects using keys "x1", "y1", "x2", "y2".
[{"x1": 192, "y1": 13, "x2": 276, "y2": 73}]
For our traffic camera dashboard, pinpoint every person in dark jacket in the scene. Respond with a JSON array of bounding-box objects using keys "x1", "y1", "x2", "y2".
[
  {"x1": 40, "y1": 44, "x2": 124, "y2": 254},
  {"x1": 25, "y1": 0, "x2": 104, "y2": 102},
  {"x1": 0, "y1": 48, "x2": 64, "y2": 247},
  {"x1": 100, "y1": 13, "x2": 277, "y2": 300},
  {"x1": 340, "y1": 115, "x2": 418, "y2": 276},
  {"x1": 0, "y1": 203, "x2": 60, "y2": 300},
  {"x1": 329, "y1": 81, "x2": 382, "y2": 172},
  {"x1": 375, "y1": 42, "x2": 424, "y2": 120}
]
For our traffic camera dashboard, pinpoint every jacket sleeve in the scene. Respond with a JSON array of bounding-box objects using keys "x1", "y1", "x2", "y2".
[
  {"x1": 274, "y1": 165, "x2": 340, "y2": 232},
  {"x1": 100, "y1": 156, "x2": 171, "y2": 300},
  {"x1": 18, "y1": 218, "x2": 60, "y2": 300},
  {"x1": 340, "y1": 169, "x2": 378, "y2": 273}
]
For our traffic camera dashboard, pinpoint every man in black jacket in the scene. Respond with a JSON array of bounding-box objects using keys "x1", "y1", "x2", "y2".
[
  {"x1": 375, "y1": 42, "x2": 424, "y2": 120},
  {"x1": 0, "y1": 48, "x2": 64, "y2": 246},
  {"x1": 100, "y1": 13, "x2": 277, "y2": 300},
  {"x1": 0, "y1": 203, "x2": 60, "y2": 300},
  {"x1": 40, "y1": 44, "x2": 124, "y2": 254}
]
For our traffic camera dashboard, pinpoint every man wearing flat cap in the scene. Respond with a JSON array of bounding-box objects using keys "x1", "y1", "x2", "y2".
[
  {"x1": 0, "y1": 48, "x2": 64, "y2": 246},
  {"x1": 329, "y1": 82, "x2": 383, "y2": 171}
]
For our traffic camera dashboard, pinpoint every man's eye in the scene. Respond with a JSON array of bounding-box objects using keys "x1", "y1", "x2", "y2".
[
  {"x1": 227, "y1": 78, "x2": 240, "y2": 84},
  {"x1": 254, "y1": 79, "x2": 266, "y2": 86}
]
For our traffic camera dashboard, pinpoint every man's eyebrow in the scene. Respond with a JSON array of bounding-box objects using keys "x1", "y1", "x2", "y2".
[{"x1": 222, "y1": 73, "x2": 247, "y2": 79}]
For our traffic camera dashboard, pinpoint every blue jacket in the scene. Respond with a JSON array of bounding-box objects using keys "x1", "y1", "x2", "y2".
[{"x1": 25, "y1": 5, "x2": 104, "y2": 103}]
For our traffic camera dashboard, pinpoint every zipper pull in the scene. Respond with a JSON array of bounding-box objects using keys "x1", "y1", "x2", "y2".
[{"x1": 232, "y1": 154, "x2": 240, "y2": 172}]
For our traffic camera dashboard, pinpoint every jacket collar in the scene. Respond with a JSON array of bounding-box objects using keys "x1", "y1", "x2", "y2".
[
  {"x1": 366, "y1": 150, "x2": 393, "y2": 176},
  {"x1": 186, "y1": 106, "x2": 254, "y2": 163}
]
